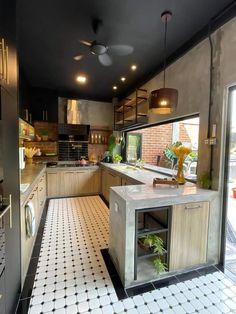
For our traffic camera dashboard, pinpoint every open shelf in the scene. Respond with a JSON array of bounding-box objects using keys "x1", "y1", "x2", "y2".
[
  {"x1": 114, "y1": 88, "x2": 148, "y2": 130},
  {"x1": 134, "y1": 206, "x2": 171, "y2": 280},
  {"x1": 137, "y1": 244, "x2": 167, "y2": 259},
  {"x1": 138, "y1": 213, "x2": 168, "y2": 236}
]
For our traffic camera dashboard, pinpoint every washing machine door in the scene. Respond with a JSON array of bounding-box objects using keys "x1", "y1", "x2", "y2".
[{"x1": 25, "y1": 201, "x2": 36, "y2": 238}]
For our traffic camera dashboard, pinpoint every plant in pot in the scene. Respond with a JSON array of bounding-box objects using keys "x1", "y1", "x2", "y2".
[
  {"x1": 139, "y1": 234, "x2": 167, "y2": 274},
  {"x1": 113, "y1": 154, "x2": 122, "y2": 164},
  {"x1": 108, "y1": 135, "x2": 116, "y2": 162}
]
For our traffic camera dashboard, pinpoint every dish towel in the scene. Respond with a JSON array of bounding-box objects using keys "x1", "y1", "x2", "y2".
[{"x1": 25, "y1": 201, "x2": 36, "y2": 238}]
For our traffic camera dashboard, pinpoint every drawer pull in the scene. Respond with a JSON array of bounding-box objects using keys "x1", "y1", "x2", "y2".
[{"x1": 184, "y1": 205, "x2": 202, "y2": 210}]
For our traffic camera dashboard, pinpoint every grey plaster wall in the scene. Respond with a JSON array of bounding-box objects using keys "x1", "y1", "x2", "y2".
[
  {"x1": 58, "y1": 97, "x2": 113, "y2": 129},
  {"x1": 127, "y1": 16, "x2": 236, "y2": 190}
]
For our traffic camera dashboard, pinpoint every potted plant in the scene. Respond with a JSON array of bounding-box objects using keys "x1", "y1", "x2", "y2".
[
  {"x1": 108, "y1": 134, "x2": 116, "y2": 161},
  {"x1": 113, "y1": 154, "x2": 122, "y2": 164},
  {"x1": 139, "y1": 234, "x2": 167, "y2": 274}
]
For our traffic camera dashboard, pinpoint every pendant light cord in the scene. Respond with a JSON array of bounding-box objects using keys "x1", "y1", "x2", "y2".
[{"x1": 163, "y1": 15, "x2": 168, "y2": 88}]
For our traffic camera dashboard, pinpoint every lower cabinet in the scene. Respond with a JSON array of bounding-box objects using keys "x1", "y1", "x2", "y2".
[
  {"x1": 102, "y1": 168, "x2": 122, "y2": 202},
  {"x1": 47, "y1": 169, "x2": 101, "y2": 197},
  {"x1": 21, "y1": 172, "x2": 46, "y2": 285},
  {"x1": 47, "y1": 171, "x2": 60, "y2": 197},
  {"x1": 38, "y1": 173, "x2": 46, "y2": 216},
  {"x1": 169, "y1": 201, "x2": 209, "y2": 271}
]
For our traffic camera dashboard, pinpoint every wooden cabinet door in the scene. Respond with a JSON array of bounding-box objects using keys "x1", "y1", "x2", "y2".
[
  {"x1": 169, "y1": 202, "x2": 209, "y2": 271},
  {"x1": 61, "y1": 171, "x2": 76, "y2": 196},
  {"x1": 21, "y1": 190, "x2": 38, "y2": 284},
  {"x1": 38, "y1": 173, "x2": 46, "y2": 217},
  {"x1": 101, "y1": 169, "x2": 108, "y2": 200},
  {"x1": 47, "y1": 171, "x2": 60, "y2": 197},
  {"x1": 90, "y1": 169, "x2": 101, "y2": 194},
  {"x1": 74, "y1": 171, "x2": 91, "y2": 194},
  {"x1": 106, "y1": 171, "x2": 122, "y2": 202}
]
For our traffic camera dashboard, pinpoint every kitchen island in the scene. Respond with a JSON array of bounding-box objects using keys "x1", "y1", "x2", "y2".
[{"x1": 102, "y1": 163, "x2": 220, "y2": 288}]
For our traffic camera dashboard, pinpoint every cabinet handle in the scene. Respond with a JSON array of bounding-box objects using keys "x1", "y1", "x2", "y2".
[
  {"x1": 45, "y1": 110, "x2": 48, "y2": 120},
  {"x1": 109, "y1": 172, "x2": 116, "y2": 177},
  {"x1": 5, "y1": 44, "x2": 9, "y2": 84},
  {"x1": 0, "y1": 38, "x2": 4, "y2": 80},
  {"x1": 184, "y1": 205, "x2": 202, "y2": 210},
  {"x1": 9, "y1": 194, "x2": 12, "y2": 229},
  {"x1": 29, "y1": 193, "x2": 34, "y2": 200}
]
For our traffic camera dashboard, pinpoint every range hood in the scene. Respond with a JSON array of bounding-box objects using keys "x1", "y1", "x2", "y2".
[
  {"x1": 58, "y1": 100, "x2": 90, "y2": 142},
  {"x1": 67, "y1": 99, "x2": 80, "y2": 124}
]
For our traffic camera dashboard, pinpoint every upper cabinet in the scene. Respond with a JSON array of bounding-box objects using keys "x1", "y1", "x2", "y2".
[
  {"x1": 114, "y1": 88, "x2": 148, "y2": 130},
  {"x1": 0, "y1": 0, "x2": 18, "y2": 96}
]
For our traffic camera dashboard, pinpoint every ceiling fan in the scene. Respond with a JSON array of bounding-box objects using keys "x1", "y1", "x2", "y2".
[{"x1": 73, "y1": 18, "x2": 134, "y2": 66}]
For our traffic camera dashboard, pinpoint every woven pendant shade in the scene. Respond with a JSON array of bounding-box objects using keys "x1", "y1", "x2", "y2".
[{"x1": 149, "y1": 88, "x2": 178, "y2": 114}]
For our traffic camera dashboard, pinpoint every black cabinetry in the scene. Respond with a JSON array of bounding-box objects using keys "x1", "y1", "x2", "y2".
[{"x1": 0, "y1": 0, "x2": 21, "y2": 313}]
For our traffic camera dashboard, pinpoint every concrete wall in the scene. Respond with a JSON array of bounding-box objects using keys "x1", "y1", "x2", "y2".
[
  {"x1": 127, "y1": 16, "x2": 236, "y2": 190},
  {"x1": 58, "y1": 97, "x2": 113, "y2": 129}
]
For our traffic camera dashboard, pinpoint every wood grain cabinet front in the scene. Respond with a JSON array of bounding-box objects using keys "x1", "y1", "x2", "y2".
[
  {"x1": 169, "y1": 201, "x2": 209, "y2": 271},
  {"x1": 47, "y1": 171, "x2": 61, "y2": 197},
  {"x1": 38, "y1": 174, "x2": 46, "y2": 215}
]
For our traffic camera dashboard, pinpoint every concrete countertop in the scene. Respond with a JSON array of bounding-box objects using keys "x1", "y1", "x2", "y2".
[
  {"x1": 20, "y1": 164, "x2": 46, "y2": 206},
  {"x1": 100, "y1": 162, "x2": 218, "y2": 205},
  {"x1": 46, "y1": 165, "x2": 100, "y2": 171}
]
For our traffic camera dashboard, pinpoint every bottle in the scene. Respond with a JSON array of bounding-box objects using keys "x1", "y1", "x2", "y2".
[
  {"x1": 98, "y1": 134, "x2": 101, "y2": 144},
  {"x1": 91, "y1": 133, "x2": 94, "y2": 144}
]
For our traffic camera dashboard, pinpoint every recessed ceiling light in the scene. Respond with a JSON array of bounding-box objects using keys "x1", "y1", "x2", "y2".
[
  {"x1": 113, "y1": 85, "x2": 118, "y2": 90},
  {"x1": 121, "y1": 77, "x2": 126, "y2": 82},
  {"x1": 76, "y1": 75, "x2": 87, "y2": 83},
  {"x1": 131, "y1": 64, "x2": 137, "y2": 71}
]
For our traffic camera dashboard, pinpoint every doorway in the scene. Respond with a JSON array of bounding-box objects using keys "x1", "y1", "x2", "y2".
[{"x1": 223, "y1": 86, "x2": 236, "y2": 276}]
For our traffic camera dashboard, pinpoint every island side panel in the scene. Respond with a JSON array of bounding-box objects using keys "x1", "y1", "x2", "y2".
[{"x1": 109, "y1": 189, "x2": 127, "y2": 285}]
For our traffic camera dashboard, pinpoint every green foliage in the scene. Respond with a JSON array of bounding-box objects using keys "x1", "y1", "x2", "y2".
[
  {"x1": 163, "y1": 141, "x2": 182, "y2": 161},
  {"x1": 153, "y1": 258, "x2": 167, "y2": 274},
  {"x1": 140, "y1": 234, "x2": 167, "y2": 273},
  {"x1": 108, "y1": 135, "x2": 116, "y2": 155},
  {"x1": 113, "y1": 154, "x2": 122, "y2": 162},
  {"x1": 197, "y1": 172, "x2": 211, "y2": 189},
  {"x1": 186, "y1": 151, "x2": 198, "y2": 162}
]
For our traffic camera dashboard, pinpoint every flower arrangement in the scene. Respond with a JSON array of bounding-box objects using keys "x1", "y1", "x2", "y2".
[{"x1": 172, "y1": 145, "x2": 192, "y2": 184}]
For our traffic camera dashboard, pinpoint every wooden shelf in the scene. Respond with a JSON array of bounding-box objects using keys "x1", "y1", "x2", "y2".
[{"x1": 114, "y1": 88, "x2": 148, "y2": 130}]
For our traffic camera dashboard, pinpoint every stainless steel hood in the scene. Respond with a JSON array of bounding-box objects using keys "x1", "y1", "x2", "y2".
[{"x1": 67, "y1": 99, "x2": 80, "y2": 124}]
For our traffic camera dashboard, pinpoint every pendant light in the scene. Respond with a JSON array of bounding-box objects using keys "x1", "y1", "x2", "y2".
[{"x1": 149, "y1": 11, "x2": 178, "y2": 114}]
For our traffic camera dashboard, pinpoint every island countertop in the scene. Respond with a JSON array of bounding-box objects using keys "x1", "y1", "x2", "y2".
[{"x1": 100, "y1": 162, "x2": 218, "y2": 205}]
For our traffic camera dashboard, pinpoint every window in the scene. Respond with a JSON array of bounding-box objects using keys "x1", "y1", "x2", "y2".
[{"x1": 125, "y1": 116, "x2": 199, "y2": 180}]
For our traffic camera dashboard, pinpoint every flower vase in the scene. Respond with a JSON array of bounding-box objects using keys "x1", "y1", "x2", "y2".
[{"x1": 176, "y1": 156, "x2": 185, "y2": 184}]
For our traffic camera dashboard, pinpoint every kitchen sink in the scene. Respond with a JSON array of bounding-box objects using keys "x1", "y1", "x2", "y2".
[{"x1": 112, "y1": 165, "x2": 138, "y2": 171}]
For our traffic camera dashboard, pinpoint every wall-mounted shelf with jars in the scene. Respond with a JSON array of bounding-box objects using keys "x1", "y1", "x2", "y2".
[
  {"x1": 89, "y1": 127, "x2": 112, "y2": 145},
  {"x1": 114, "y1": 88, "x2": 149, "y2": 130}
]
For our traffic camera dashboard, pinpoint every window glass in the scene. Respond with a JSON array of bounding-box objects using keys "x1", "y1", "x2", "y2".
[{"x1": 126, "y1": 116, "x2": 199, "y2": 180}]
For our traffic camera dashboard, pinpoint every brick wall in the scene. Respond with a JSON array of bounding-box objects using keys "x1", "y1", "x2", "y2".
[{"x1": 129, "y1": 122, "x2": 192, "y2": 165}]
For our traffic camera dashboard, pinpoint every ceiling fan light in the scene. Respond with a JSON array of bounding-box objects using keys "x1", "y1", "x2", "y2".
[{"x1": 149, "y1": 88, "x2": 178, "y2": 114}]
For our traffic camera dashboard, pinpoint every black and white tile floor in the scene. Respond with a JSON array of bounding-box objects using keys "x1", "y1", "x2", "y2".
[{"x1": 21, "y1": 196, "x2": 236, "y2": 313}]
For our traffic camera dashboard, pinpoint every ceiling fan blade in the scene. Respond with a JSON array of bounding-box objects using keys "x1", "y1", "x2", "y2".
[
  {"x1": 109, "y1": 45, "x2": 134, "y2": 56},
  {"x1": 73, "y1": 55, "x2": 84, "y2": 61},
  {"x1": 98, "y1": 54, "x2": 112, "y2": 66},
  {"x1": 80, "y1": 40, "x2": 92, "y2": 47}
]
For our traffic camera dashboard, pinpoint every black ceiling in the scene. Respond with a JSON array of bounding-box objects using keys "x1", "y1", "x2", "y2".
[{"x1": 17, "y1": 0, "x2": 235, "y2": 102}]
